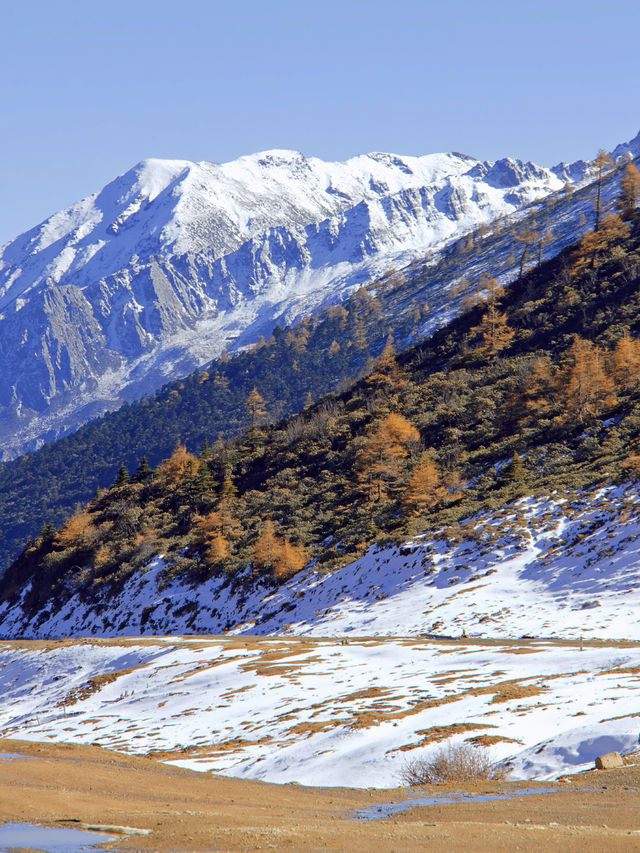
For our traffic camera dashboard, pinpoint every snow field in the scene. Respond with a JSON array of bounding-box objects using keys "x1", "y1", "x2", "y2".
[{"x1": 0, "y1": 637, "x2": 639, "y2": 788}]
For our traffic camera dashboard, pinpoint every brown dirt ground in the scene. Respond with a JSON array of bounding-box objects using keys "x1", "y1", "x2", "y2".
[{"x1": 2, "y1": 738, "x2": 640, "y2": 852}]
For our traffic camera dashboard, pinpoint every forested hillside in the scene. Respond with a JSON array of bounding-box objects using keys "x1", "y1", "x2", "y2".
[
  {"x1": 0, "y1": 154, "x2": 629, "y2": 571},
  {"x1": 3, "y1": 168, "x2": 640, "y2": 619}
]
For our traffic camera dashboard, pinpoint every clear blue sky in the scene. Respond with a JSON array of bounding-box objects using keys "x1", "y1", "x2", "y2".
[{"x1": 1, "y1": 0, "x2": 639, "y2": 245}]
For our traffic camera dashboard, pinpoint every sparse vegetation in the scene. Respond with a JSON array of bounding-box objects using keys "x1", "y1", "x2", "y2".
[{"x1": 400, "y1": 742, "x2": 505, "y2": 786}]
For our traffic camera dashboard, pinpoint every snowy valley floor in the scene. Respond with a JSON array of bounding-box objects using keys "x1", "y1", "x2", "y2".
[
  {"x1": 4, "y1": 486, "x2": 640, "y2": 847},
  {"x1": 1, "y1": 635, "x2": 640, "y2": 790}
]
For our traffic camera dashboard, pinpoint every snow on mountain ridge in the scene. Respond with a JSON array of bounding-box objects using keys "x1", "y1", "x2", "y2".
[
  {"x1": 0, "y1": 143, "x2": 596, "y2": 458},
  {"x1": 610, "y1": 128, "x2": 640, "y2": 161},
  {"x1": 0, "y1": 148, "x2": 569, "y2": 296}
]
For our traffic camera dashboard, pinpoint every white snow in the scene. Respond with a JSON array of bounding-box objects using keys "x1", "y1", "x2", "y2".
[
  {"x1": 3, "y1": 482, "x2": 640, "y2": 786},
  {"x1": 0, "y1": 143, "x2": 597, "y2": 459},
  {"x1": 0, "y1": 636, "x2": 638, "y2": 788},
  {"x1": 4, "y1": 483, "x2": 640, "y2": 642},
  {"x1": 0, "y1": 149, "x2": 567, "y2": 307}
]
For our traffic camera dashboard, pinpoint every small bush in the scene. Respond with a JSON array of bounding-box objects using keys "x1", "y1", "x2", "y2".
[{"x1": 400, "y1": 742, "x2": 505, "y2": 786}]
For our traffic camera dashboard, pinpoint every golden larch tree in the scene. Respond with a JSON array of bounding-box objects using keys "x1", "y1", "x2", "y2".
[
  {"x1": 252, "y1": 519, "x2": 281, "y2": 568},
  {"x1": 367, "y1": 333, "x2": 400, "y2": 385},
  {"x1": 441, "y1": 469, "x2": 466, "y2": 501},
  {"x1": 207, "y1": 532, "x2": 229, "y2": 560},
  {"x1": 611, "y1": 331, "x2": 640, "y2": 392},
  {"x1": 558, "y1": 336, "x2": 616, "y2": 422},
  {"x1": 522, "y1": 355, "x2": 556, "y2": 417},
  {"x1": 471, "y1": 280, "x2": 514, "y2": 357},
  {"x1": 592, "y1": 149, "x2": 614, "y2": 231},
  {"x1": 514, "y1": 225, "x2": 538, "y2": 278},
  {"x1": 158, "y1": 443, "x2": 197, "y2": 484},
  {"x1": 573, "y1": 213, "x2": 629, "y2": 274},
  {"x1": 93, "y1": 542, "x2": 112, "y2": 570},
  {"x1": 617, "y1": 161, "x2": 640, "y2": 220},
  {"x1": 274, "y1": 538, "x2": 310, "y2": 578},
  {"x1": 477, "y1": 274, "x2": 505, "y2": 306},
  {"x1": 356, "y1": 413, "x2": 419, "y2": 502},
  {"x1": 246, "y1": 386, "x2": 267, "y2": 431},
  {"x1": 536, "y1": 228, "x2": 553, "y2": 265},
  {"x1": 403, "y1": 453, "x2": 443, "y2": 512},
  {"x1": 196, "y1": 501, "x2": 240, "y2": 562},
  {"x1": 57, "y1": 507, "x2": 95, "y2": 548}
]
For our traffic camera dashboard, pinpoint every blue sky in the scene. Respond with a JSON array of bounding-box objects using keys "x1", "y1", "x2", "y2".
[{"x1": 1, "y1": 0, "x2": 639, "y2": 244}]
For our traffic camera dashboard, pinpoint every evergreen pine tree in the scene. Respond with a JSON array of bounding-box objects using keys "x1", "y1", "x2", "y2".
[
  {"x1": 133, "y1": 456, "x2": 154, "y2": 483},
  {"x1": 113, "y1": 462, "x2": 129, "y2": 488},
  {"x1": 39, "y1": 522, "x2": 57, "y2": 541}
]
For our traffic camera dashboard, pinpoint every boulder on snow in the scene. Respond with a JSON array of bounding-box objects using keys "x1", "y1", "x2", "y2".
[{"x1": 595, "y1": 751, "x2": 624, "y2": 770}]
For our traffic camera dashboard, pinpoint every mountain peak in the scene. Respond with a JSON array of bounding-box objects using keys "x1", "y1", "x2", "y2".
[
  {"x1": 0, "y1": 136, "x2": 608, "y2": 460},
  {"x1": 611, "y1": 129, "x2": 640, "y2": 161}
]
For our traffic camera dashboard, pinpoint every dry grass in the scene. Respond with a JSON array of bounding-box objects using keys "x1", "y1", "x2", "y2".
[
  {"x1": 466, "y1": 734, "x2": 523, "y2": 747},
  {"x1": 57, "y1": 666, "x2": 137, "y2": 707},
  {"x1": 393, "y1": 723, "x2": 495, "y2": 752},
  {"x1": 400, "y1": 742, "x2": 505, "y2": 786}
]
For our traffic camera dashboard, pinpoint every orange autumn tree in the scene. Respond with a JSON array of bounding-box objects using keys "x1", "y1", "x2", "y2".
[
  {"x1": 441, "y1": 469, "x2": 466, "y2": 501},
  {"x1": 611, "y1": 330, "x2": 640, "y2": 392},
  {"x1": 500, "y1": 354, "x2": 556, "y2": 428},
  {"x1": 56, "y1": 507, "x2": 95, "y2": 548},
  {"x1": 246, "y1": 386, "x2": 267, "y2": 431},
  {"x1": 403, "y1": 453, "x2": 443, "y2": 512},
  {"x1": 274, "y1": 538, "x2": 310, "y2": 579},
  {"x1": 572, "y1": 213, "x2": 629, "y2": 274},
  {"x1": 252, "y1": 518, "x2": 309, "y2": 578},
  {"x1": 252, "y1": 519, "x2": 281, "y2": 568},
  {"x1": 617, "y1": 161, "x2": 640, "y2": 221},
  {"x1": 207, "y1": 527, "x2": 229, "y2": 560},
  {"x1": 523, "y1": 355, "x2": 556, "y2": 418},
  {"x1": 514, "y1": 225, "x2": 538, "y2": 278},
  {"x1": 470, "y1": 275, "x2": 514, "y2": 356},
  {"x1": 558, "y1": 336, "x2": 615, "y2": 422},
  {"x1": 356, "y1": 413, "x2": 419, "y2": 502},
  {"x1": 592, "y1": 149, "x2": 614, "y2": 231},
  {"x1": 535, "y1": 227, "x2": 553, "y2": 265},
  {"x1": 158, "y1": 442, "x2": 197, "y2": 484},
  {"x1": 195, "y1": 496, "x2": 241, "y2": 563},
  {"x1": 366, "y1": 333, "x2": 399, "y2": 385}
]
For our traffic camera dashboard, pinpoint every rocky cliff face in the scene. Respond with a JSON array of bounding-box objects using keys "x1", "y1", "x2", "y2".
[{"x1": 0, "y1": 144, "x2": 601, "y2": 458}]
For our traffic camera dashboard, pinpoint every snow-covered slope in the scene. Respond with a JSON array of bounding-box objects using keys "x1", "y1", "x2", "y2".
[
  {"x1": 0, "y1": 144, "x2": 596, "y2": 458},
  {"x1": 3, "y1": 483, "x2": 640, "y2": 641},
  {"x1": 3, "y1": 484, "x2": 640, "y2": 787},
  {"x1": 1, "y1": 635, "x2": 639, "y2": 787}
]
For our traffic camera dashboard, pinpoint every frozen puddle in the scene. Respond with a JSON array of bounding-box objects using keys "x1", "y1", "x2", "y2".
[
  {"x1": 0, "y1": 821, "x2": 115, "y2": 851},
  {"x1": 0, "y1": 752, "x2": 34, "y2": 760},
  {"x1": 352, "y1": 787, "x2": 566, "y2": 820}
]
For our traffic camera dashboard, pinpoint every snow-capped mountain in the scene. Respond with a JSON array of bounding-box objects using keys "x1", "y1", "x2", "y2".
[{"x1": 0, "y1": 142, "x2": 604, "y2": 458}]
